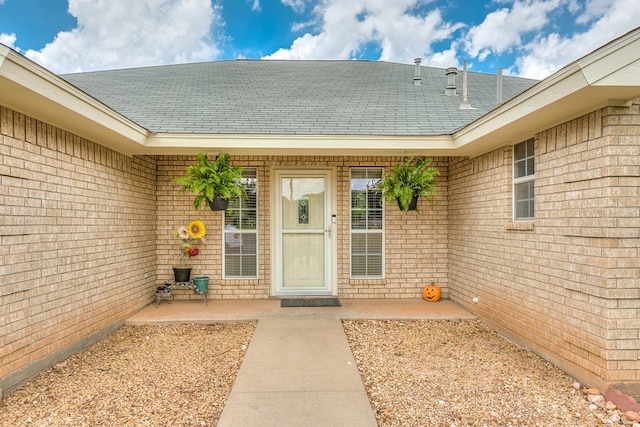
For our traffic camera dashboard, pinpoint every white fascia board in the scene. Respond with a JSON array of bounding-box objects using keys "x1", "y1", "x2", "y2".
[
  {"x1": 578, "y1": 31, "x2": 640, "y2": 86},
  {"x1": 142, "y1": 133, "x2": 458, "y2": 156},
  {"x1": 453, "y1": 27, "x2": 640, "y2": 157},
  {"x1": 588, "y1": 58, "x2": 640, "y2": 87},
  {"x1": 452, "y1": 68, "x2": 589, "y2": 154},
  {"x1": 0, "y1": 45, "x2": 148, "y2": 155}
]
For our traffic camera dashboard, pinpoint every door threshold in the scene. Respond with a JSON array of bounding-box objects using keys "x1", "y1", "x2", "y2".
[{"x1": 273, "y1": 295, "x2": 337, "y2": 299}]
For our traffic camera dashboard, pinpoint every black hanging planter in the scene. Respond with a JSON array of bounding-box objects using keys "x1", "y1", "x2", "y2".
[
  {"x1": 209, "y1": 197, "x2": 229, "y2": 211},
  {"x1": 173, "y1": 267, "x2": 192, "y2": 283},
  {"x1": 397, "y1": 195, "x2": 418, "y2": 211}
]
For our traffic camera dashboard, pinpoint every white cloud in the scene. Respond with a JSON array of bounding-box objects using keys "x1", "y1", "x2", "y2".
[
  {"x1": 264, "y1": 0, "x2": 640, "y2": 79},
  {"x1": 463, "y1": 0, "x2": 561, "y2": 60},
  {"x1": 566, "y1": 0, "x2": 581, "y2": 14},
  {"x1": 23, "y1": 0, "x2": 222, "y2": 73},
  {"x1": 0, "y1": 33, "x2": 18, "y2": 50},
  {"x1": 281, "y1": 0, "x2": 308, "y2": 14},
  {"x1": 264, "y1": 0, "x2": 462, "y2": 64},
  {"x1": 290, "y1": 20, "x2": 315, "y2": 33},
  {"x1": 575, "y1": 0, "x2": 610, "y2": 24},
  {"x1": 6, "y1": 0, "x2": 636, "y2": 80},
  {"x1": 423, "y1": 46, "x2": 459, "y2": 69},
  {"x1": 514, "y1": 0, "x2": 640, "y2": 78},
  {"x1": 506, "y1": 32, "x2": 568, "y2": 78}
]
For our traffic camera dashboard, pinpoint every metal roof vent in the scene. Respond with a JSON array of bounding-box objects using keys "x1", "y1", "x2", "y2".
[
  {"x1": 497, "y1": 67, "x2": 503, "y2": 105},
  {"x1": 413, "y1": 58, "x2": 422, "y2": 85},
  {"x1": 459, "y1": 60, "x2": 475, "y2": 110},
  {"x1": 445, "y1": 67, "x2": 458, "y2": 96}
]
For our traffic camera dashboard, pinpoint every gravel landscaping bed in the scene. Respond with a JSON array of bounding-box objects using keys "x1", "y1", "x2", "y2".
[
  {"x1": 0, "y1": 323, "x2": 256, "y2": 427},
  {"x1": 2, "y1": 319, "x2": 636, "y2": 427},
  {"x1": 343, "y1": 319, "x2": 633, "y2": 427}
]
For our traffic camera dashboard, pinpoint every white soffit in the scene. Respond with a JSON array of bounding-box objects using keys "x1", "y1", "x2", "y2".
[
  {"x1": 452, "y1": 27, "x2": 640, "y2": 157},
  {"x1": 143, "y1": 133, "x2": 458, "y2": 156},
  {"x1": 0, "y1": 45, "x2": 148, "y2": 156}
]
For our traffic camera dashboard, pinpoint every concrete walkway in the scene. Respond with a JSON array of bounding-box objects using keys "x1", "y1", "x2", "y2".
[
  {"x1": 125, "y1": 299, "x2": 476, "y2": 426},
  {"x1": 217, "y1": 317, "x2": 377, "y2": 427}
]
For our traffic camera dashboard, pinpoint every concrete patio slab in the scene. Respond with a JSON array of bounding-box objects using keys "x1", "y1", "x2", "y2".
[{"x1": 125, "y1": 298, "x2": 476, "y2": 325}]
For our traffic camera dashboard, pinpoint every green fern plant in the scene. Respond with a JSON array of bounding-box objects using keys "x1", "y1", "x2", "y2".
[
  {"x1": 173, "y1": 153, "x2": 246, "y2": 210},
  {"x1": 378, "y1": 157, "x2": 439, "y2": 211}
]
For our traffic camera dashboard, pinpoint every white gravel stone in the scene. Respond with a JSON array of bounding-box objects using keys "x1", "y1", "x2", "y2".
[
  {"x1": 1, "y1": 319, "x2": 631, "y2": 427},
  {"x1": 343, "y1": 319, "x2": 612, "y2": 427},
  {"x1": 0, "y1": 323, "x2": 255, "y2": 426},
  {"x1": 609, "y1": 414, "x2": 621, "y2": 423}
]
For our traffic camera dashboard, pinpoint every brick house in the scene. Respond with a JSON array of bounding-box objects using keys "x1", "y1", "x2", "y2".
[{"x1": 1, "y1": 27, "x2": 639, "y2": 397}]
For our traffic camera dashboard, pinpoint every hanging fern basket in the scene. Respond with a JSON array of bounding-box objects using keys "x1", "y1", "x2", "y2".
[
  {"x1": 209, "y1": 196, "x2": 229, "y2": 211},
  {"x1": 378, "y1": 157, "x2": 439, "y2": 212},
  {"x1": 173, "y1": 152, "x2": 246, "y2": 211},
  {"x1": 398, "y1": 195, "x2": 418, "y2": 211}
]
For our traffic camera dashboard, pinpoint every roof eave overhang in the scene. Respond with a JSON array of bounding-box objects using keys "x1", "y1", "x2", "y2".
[
  {"x1": 452, "y1": 27, "x2": 640, "y2": 157},
  {"x1": 142, "y1": 133, "x2": 458, "y2": 156},
  {"x1": 2, "y1": 27, "x2": 640, "y2": 158},
  {"x1": 0, "y1": 45, "x2": 148, "y2": 156}
]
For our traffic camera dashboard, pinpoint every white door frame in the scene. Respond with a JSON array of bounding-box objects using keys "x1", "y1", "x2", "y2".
[{"x1": 271, "y1": 168, "x2": 337, "y2": 296}]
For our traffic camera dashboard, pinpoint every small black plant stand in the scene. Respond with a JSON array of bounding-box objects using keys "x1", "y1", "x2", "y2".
[{"x1": 155, "y1": 281, "x2": 208, "y2": 307}]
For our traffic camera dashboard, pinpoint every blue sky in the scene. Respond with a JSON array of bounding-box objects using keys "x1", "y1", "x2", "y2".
[{"x1": 0, "y1": 0, "x2": 638, "y2": 78}]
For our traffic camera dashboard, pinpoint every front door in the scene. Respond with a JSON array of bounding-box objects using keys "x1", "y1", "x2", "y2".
[{"x1": 275, "y1": 170, "x2": 333, "y2": 296}]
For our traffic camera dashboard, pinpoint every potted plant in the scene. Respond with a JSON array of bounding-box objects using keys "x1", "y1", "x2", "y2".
[
  {"x1": 377, "y1": 157, "x2": 439, "y2": 211},
  {"x1": 172, "y1": 220, "x2": 206, "y2": 283},
  {"x1": 174, "y1": 152, "x2": 246, "y2": 211}
]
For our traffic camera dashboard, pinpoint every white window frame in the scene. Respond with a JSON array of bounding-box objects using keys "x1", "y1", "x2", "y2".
[
  {"x1": 223, "y1": 168, "x2": 258, "y2": 279},
  {"x1": 350, "y1": 168, "x2": 384, "y2": 279},
  {"x1": 513, "y1": 139, "x2": 535, "y2": 221}
]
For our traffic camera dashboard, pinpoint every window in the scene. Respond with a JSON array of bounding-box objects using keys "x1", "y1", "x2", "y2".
[
  {"x1": 224, "y1": 168, "x2": 257, "y2": 277},
  {"x1": 513, "y1": 139, "x2": 535, "y2": 220},
  {"x1": 350, "y1": 168, "x2": 383, "y2": 277}
]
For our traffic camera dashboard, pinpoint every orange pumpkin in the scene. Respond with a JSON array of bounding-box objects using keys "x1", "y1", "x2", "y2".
[{"x1": 422, "y1": 284, "x2": 441, "y2": 302}]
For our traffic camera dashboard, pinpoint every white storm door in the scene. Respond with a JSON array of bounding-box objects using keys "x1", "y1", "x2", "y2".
[{"x1": 275, "y1": 171, "x2": 332, "y2": 295}]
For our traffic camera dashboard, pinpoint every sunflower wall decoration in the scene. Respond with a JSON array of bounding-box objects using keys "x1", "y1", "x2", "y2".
[{"x1": 172, "y1": 220, "x2": 206, "y2": 266}]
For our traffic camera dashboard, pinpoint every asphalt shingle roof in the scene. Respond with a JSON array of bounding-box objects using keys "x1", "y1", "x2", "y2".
[{"x1": 61, "y1": 60, "x2": 538, "y2": 136}]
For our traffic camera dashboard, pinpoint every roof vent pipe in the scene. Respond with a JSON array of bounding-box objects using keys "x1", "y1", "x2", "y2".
[
  {"x1": 459, "y1": 60, "x2": 475, "y2": 110},
  {"x1": 413, "y1": 58, "x2": 422, "y2": 85},
  {"x1": 497, "y1": 67, "x2": 503, "y2": 105},
  {"x1": 445, "y1": 67, "x2": 458, "y2": 96}
]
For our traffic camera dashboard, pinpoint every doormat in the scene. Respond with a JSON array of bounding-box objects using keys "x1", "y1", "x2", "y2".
[{"x1": 281, "y1": 298, "x2": 341, "y2": 307}]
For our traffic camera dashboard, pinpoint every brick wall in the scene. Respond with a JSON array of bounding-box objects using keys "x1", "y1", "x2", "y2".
[
  {"x1": 0, "y1": 106, "x2": 157, "y2": 392},
  {"x1": 449, "y1": 102, "x2": 640, "y2": 394},
  {"x1": 4, "y1": 98, "x2": 637, "y2": 396},
  {"x1": 156, "y1": 155, "x2": 271, "y2": 300},
  {"x1": 156, "y1": 155, "x2": 448, "y2": 300},
  {"x1": 338, "y1": 156, "x2": 449, "y2": 298}
]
